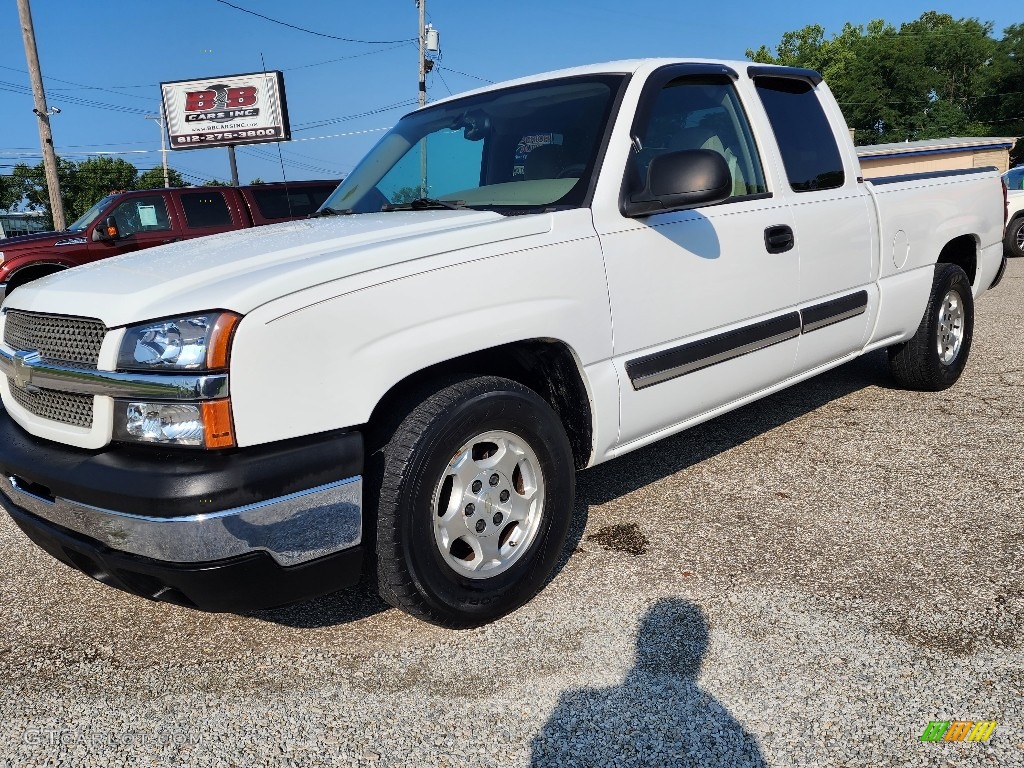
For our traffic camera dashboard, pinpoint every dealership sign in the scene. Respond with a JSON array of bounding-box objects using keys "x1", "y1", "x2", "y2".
[{"x1": 160, "y1": 71, "x2": 291, "y2": 150}]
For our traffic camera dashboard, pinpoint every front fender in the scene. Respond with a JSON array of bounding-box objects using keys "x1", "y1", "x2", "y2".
[{"x1": 227, "y1": 212, "x2": 612, "y2": 447}]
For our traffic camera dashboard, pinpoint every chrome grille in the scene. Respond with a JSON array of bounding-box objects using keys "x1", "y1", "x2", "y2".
[
  {"x1": 3, "y1": 310, "x2": 106, "y2": 368},
  {"x1": 7, "y1": 379, "x2": 94, "y2": 428}
]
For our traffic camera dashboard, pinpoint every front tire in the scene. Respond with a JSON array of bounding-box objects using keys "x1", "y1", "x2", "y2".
[
  {"x1": 1005, "y1": 216, "x2": 1024, "y2": 258},
  {"x1": 374, "y1": 376, "x2": 575, "y2": 628},
  {"x1": 888, "y1": 262, "x2": 974, "y2": 391}
]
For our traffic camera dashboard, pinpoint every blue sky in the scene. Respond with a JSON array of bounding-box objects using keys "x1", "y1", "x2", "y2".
[{"x1": 0, "y1": 1, "x2": 1017, "y2": 187}]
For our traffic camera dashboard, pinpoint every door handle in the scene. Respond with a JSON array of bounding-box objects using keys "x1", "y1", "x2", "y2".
[
  {"x1": 764, "y1": 225, "x2": 794, "y2": 254},
  {"x1": 161, "y1": 237, "x2": 180, "y2": 244}
]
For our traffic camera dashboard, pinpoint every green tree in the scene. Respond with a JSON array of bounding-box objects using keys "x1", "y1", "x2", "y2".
[
  {"x1": 203, "y1": 179, "x2": 231, "y2": 186},
  {"x1": 0, "y1": 173, "x2": 28, "y2": 212},
  {"x1": 747, "y1": 12, "x2": 1009, "y2": 145},
  {"x1": 13, "y1": 156, "x2": 139, "y2": 226},
  {"x1": 136, "y1": 167, "x2": 188, "y2": 189},
  {"x1": 978, "y1": 23, "x2": 1024, "y2": 163},
  {"x1": 249, "y1": 177, "x2": 265, "y2": 185}
]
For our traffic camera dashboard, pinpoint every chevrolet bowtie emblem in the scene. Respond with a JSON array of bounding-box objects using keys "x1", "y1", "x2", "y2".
[{"x1": 12, "y1": 350, "x2": 38, "y2": 390}]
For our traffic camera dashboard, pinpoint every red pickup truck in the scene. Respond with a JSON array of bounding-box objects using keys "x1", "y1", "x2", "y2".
[{"x1": 0, "y1": 180, "x2": 339, "y2": 301}]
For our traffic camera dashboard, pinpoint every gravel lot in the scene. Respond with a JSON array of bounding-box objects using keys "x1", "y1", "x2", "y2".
[{"x1": 2, "y1": 259, "x2": 1022, "y2": 768}]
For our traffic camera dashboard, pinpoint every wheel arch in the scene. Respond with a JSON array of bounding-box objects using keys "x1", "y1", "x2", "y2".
[
  {"x1": 936, "y1": 234, "x2": 978, "y2": 286},
  {"x1": 367, "y1": 338, "x2": 595, "y2": 470},
  {"x1": 5, "y1": 261, "x2": 71, "y2": 292}
]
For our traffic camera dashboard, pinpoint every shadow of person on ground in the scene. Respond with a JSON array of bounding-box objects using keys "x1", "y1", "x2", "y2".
[{"x1": 531, "y1": 598, "x2": 767, "y2": 767}]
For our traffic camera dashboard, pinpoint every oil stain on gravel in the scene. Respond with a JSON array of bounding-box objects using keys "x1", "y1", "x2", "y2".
[{"x1": 587, "y1": 523, "x2": 649, "y2": 556}]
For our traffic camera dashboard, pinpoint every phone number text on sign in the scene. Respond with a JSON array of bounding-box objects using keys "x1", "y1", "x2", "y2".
[{"x1": 173, "y1": 128, "x2": 283, "y2": 145}]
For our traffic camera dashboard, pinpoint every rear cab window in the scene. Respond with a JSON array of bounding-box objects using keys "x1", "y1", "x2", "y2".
[
  {"x1": 753, "y1": 76, "x2": 845, "y2": 192},
  {"x1": 252, "y1": 185, "x2": 336, "y2": 220},
  {"x1": 180, "y1": 191, "x2": 233, "y2": 228}
]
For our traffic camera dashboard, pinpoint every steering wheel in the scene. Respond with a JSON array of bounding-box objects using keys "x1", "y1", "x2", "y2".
[{"x1": 556, "y1": 164, "x2": 587, "y2": 179}]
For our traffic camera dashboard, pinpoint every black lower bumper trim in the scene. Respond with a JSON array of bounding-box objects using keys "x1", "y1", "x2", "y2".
[
  {"x1": 0, "y1": 407, "x2": 363, "y2": 517},
  {"x1": 6, "y1": 501, "x2": 364, "y2": 612}
]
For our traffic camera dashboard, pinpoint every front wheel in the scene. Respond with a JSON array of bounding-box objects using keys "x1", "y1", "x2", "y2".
[
  {"x1": 374, "y1": 376, "x2": 575, "y2": 627},
  {"x1": 1005, "y1": 216, "x2": 1024, "y2": 258},
  {"x1": 888, "y1": 262, "x2": 974, "y2": 391}
]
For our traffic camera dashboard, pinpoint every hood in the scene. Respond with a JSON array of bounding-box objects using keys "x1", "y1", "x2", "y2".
[
  {"x1": 0, "y1": 229, "x2": 80, "y2": 254},
  {"x1": 3, "y1": 210, "x2": 552, "y2": 327}
]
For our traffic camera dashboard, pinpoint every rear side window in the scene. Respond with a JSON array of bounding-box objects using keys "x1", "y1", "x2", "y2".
[
  {"x1": 754, "y1": 77, "x2": 845, "y2": 192},
  {"x1": 253, "y1": 185, "x2": 336, "y2": 219},
  {"x1": 181, "y1": 192, "x2": 232, "y2": 228}
]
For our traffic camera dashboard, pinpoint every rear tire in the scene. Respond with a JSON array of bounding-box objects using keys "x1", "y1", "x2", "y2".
[
  {"x1": 888, "y1": 262, "x2": 974, "y2": 391},
  {"x1": 1005, "y1": 216, "x2": 1024, "y2": 258},
  {"x1": 373, "y1": 376, "x2": 575, "y2": 628}
]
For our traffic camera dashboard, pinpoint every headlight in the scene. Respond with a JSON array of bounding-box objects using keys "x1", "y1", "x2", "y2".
[
  {"x1": 117, "y1": 311, "x2": 240, "y2": 371},
  {"x1": 113, "y1": 310, "x2": 240, "y2": 449},
  {"x1": 113, "y1": 399, "x2": 235, "y2": 449}
]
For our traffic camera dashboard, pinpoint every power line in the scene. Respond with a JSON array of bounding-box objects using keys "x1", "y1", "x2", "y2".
[
  {"x1": 435, "y1": 65, "x2": 494, "y2": 84},
  {"x1": 284, "y1": 42, "x2": 415, "y2": 71},
  {"x1": 211, "y1": 0, "x2": 415, "y2": 44},
  {"x1": 0, "y1": 64, "x2": 157, "y2": 103},
  {"x1": 434, "y1": 67, "x2": 453, "y2": 97},
  {"x1": 293, "y1": 99, "x2": 417, "y2": 131},
  {"x1": 0, "y1": 81, "x2": 151, "y2": 115}
]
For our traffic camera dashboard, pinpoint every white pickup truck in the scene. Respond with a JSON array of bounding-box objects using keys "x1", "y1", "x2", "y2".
[{"x1": 0, "y1": 59, "x2": 1007, "y2": 627}]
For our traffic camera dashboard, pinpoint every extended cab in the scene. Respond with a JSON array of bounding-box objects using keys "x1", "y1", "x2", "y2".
[
  {"x1": 0, "y1": 60, "x2": 1007, "y2": 627},
  {"x1": 0, "y1": 180, "x2": 339, "y2": 301}
]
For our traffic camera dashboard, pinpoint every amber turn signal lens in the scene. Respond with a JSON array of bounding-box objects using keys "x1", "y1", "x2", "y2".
[
  {"x1": 202, "y1": 399, "x2": 235, "y2": 448},
  {"x1": 205, "y1": 312, "x2": 241, "y2": 370}
]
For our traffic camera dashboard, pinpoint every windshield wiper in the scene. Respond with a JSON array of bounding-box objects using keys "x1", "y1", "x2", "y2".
[
  {"x1": 381, "y1": 197, "x2": 469, "y2": 212},
  {"x1": 311, "y1": 206, "x2": 354, "y2": 217}
]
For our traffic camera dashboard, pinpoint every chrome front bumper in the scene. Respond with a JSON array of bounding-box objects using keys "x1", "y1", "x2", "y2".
[{"x1": 0, "y1": 473, "x2": 362, "y2": 566}]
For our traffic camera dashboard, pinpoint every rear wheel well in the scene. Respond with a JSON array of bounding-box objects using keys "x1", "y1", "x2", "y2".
[
  {"x1": 6, "y1": 264, "x2": 67, "y2": 293},
  {"x1": 937, "y1": 235, "x2": 977, "y2": 286},
  {"x1": 367, "y1": 340, "x2": 594, "y2": 470}
]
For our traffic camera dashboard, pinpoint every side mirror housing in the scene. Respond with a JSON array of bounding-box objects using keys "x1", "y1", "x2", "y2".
[
  {"x1": 93, "y1": 216, "x2": 120, "y2": 241},
  {"x1": 623, "y1": 149, "x2": 732, "y2": 218}
]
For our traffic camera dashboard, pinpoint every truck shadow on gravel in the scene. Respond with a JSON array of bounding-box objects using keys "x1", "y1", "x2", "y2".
[
  {"x1": 255, "y1": 351, "x2": 891, "y2": 629},
  {"x1": 559, "y1": 349, "x2": 892, "y2": 568},
  {"x1": 531, "y1": 597, "x2": 767, "y2": 767}
]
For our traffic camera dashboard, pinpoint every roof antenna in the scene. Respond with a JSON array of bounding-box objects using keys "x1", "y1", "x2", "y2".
[{"x1": 261, "y1": 52, "x2": 294, "y2": 219}]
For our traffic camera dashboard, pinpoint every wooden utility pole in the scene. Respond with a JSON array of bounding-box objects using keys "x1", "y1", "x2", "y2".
[
  {"x1": 145, "y1": 108, "x2": 170, "y2": 188},
  {"x1": 417, "y1": 0, "x2": 427, "y2": 196},
  {"x1": 16, "y1": 0, "x2": 65, "y2": 230},
  {"x1": 417, "y1": 0, "x2": 426, "y2": 108}
]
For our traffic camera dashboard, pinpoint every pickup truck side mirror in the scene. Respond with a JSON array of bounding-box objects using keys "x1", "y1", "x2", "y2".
[
  {"x1": 92, "y1": 217, "x2": 120, "y2": 242},
  {"x1": 624, "y1": 149, "x2": 732, "y2": 218}
]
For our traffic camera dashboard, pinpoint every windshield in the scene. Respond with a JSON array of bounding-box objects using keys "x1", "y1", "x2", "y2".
[
  {"x1": 1003, "y1": 168, "x2": 1024, "y2": 192},
  {"x1": 321, "y1": 74, "x2": 625, "y2": 215},
  {"x1": 67, "y1": 195, "x2": 115, "y2": 232}
]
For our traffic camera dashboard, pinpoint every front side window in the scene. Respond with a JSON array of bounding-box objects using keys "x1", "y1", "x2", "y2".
[
  {"x1": 109, "y1": 195, "x2": 171, "y2": 236},
  {"x1": 631, "y1": 77, "x2": 767, "y2": 200},
  {"x1": 1003, "y1": 168, "x2": 1024, "y2": 191},
  {"x1": 754, "y1": 77, "x2": 845, "y2": 192},
  {"x1": 321, "y1": 75, "x2": 625, "y2": 215}
]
